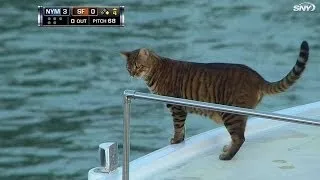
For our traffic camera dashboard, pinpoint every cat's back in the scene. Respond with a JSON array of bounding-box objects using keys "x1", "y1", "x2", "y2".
[
  {"x1": 162, "y1": 60, "x2": 265, "y2": 120},
  {"x1": 172, "y1": 59, "x2": 264, "y2": 80},
  {"x1": 148, "y1": 57, "x2": 266, "y2": 114}
]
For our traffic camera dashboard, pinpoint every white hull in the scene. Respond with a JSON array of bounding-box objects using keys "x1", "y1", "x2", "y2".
[{"x1": 89, "y1": 101, "x2": 320, "y2": 180}]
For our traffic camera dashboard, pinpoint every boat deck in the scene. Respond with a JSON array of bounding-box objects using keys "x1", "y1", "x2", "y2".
[
  {"x1": 131, "y1": 102, "x2": 320, "y2": 180},
  {"x1": 88, "y1": 101, "x2": 320, "y2": 180},
  {"x1": 147, "y1": 116, "x2": 320, "y2": 180}
]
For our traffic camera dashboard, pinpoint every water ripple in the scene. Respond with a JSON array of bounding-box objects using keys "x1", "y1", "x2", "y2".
[{"x1": 0, "y1": 0, "x2": 319, "y2": 179}]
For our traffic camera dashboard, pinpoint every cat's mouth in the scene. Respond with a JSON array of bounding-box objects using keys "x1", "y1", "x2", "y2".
[
  {"x1": 126, "y1": 68, "x2": 135, "y2": 77},
  {"x1": 127, "y1": 70, "x2": 138, "y2": 78},
  {"x1": 129, "y1": 72, "x2": 145, "y2": 79}
]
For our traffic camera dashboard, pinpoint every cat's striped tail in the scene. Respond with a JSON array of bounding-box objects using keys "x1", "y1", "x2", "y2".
[{"x1": 262, "y1": 41, "x2": 309, "y2": 95}]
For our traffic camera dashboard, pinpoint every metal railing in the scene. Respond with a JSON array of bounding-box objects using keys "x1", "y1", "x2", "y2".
[{"x1": 122, "y1": 90, "x2": 320, "y2": 180}]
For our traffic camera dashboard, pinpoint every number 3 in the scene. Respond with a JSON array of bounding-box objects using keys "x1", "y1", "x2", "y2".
[{"x1": 63, "y1": 8, "x2": 67, "y2": 14}]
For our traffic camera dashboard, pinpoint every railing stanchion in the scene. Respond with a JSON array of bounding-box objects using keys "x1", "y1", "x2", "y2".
[{"x1": 123, "y1": 94, "x2": 131, "y2": 180}]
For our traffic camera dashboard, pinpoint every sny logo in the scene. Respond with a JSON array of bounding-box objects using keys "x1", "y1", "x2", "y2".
[{"x1": 293, "y1": 2, "x2": 316, "y2": 11}]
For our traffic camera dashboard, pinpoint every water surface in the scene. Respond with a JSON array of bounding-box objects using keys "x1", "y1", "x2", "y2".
[{"x1": 0, "y1": 0, "x2": 319, "y2": 179}]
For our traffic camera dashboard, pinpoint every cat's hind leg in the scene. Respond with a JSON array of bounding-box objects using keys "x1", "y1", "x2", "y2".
[
  {"x1": 167, "y1": 104, "x2": 187, "y2": 144},
  {"x1": 219, "y1": 113, "x2": 247, "y2": 160}
]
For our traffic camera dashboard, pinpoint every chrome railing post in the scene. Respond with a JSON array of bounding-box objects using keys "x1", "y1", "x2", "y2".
[{"x1": 123, "y1": 90, "x2": 133, "y2": 180}]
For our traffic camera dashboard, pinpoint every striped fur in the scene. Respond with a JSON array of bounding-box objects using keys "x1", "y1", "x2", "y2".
[
  {"x1": 262, "y1": 41, "x2": 309, "y2": 94},
  {"x1": 120, "y1": 41, "x2": 309, "y2": 160}
]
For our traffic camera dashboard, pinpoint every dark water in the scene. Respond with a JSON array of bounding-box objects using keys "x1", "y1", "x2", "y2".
[{"x1": 0, "y1": 0, "x2": 319, "y2": 179}]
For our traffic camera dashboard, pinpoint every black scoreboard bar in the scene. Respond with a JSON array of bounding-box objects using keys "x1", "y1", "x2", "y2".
[{"x1": 38, "y1": 6, "x2": 125, "y2": 27}]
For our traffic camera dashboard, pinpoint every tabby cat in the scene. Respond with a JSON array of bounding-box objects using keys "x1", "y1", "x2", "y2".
[{"x1": 120, "y1": 41, "x2": 309, "y2": 160}]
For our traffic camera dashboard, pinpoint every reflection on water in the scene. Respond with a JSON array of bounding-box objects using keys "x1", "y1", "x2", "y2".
[{"x1": 0, "y1": 0, "x2": 319, "y2": 179}]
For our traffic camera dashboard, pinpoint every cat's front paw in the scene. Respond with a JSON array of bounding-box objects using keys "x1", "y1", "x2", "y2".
[
  {"x1": 222, "y1": 145, "x2": 230, "y2": 152},
  {"x1": 170, "y1": 137, "x2": 184, "y2": 144},
  {"x1": 219, "y1": 152, "x2": 233, "y2": 161}
]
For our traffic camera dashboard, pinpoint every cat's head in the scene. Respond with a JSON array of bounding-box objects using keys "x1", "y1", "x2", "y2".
[{"x1": 120, "y1": 48, "x2": 154, "y2": 78}]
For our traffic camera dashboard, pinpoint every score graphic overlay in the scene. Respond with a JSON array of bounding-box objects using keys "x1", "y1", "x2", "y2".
[{"x1": 38, "y1": 6, "x2": 124, "y2": 27}]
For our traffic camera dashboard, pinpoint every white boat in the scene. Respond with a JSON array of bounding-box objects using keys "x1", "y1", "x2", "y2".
[{"x1": 88, "y1": 90, "x2": 320, "y2": 180}]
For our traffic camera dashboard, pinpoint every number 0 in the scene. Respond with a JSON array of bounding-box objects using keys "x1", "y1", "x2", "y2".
[{"x1": 91, "y1": 9, "x2": 96, "y2": 15}]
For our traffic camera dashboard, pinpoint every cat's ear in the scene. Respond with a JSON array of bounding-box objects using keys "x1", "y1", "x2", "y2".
[
  {"x1": 139, "y1": 48, "x2": 149, "y2": 57},
  {"x1": 138, "y1": 48, "x2": 149, "y2": 63},
  {"x1": 120, "y1": 51, "x2": 130, "y2": 59}
]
